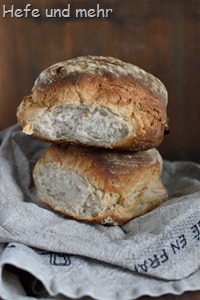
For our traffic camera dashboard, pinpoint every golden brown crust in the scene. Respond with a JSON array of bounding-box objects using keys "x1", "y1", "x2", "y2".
[
  {"x1": 34, "y1": 56, "x2": 167, "y2": 105},
  {"x1": 33, "y1": 145, "x2": 168, "y2": 225},
  {"x1": 37, "y1": 144, "x2": 161, "y2": 194},
  {"x1": 17, "y1": 56, "x2": 168, "y2": 151}
]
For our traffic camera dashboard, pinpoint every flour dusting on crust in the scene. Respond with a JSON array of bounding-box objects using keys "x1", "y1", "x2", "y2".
[{"x1": 34, "y1": 56, "x2": 167, "y2": 104}]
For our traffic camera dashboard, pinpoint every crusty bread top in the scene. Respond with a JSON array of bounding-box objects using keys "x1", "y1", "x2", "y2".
[
  {"x1": 33, "y1": 56, "x2": 167, "y2": 106},
  {"x1": 35, "y1": 144, "x2": 163, "y2": 195},
  {"x1": 17, "y1": 56, "x2": 169, "y2": 151}
]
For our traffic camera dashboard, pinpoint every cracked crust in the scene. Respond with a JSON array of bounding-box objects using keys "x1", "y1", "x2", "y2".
[
  {"x1": 34, "y1": 56, "x2": 167, "y2": 102},
  {"x1": 17, "y1": 56, "x2": 168, "y2": 150},
  {"x1": 33, "y1": 145, "x2": 168, "y2": 225}
]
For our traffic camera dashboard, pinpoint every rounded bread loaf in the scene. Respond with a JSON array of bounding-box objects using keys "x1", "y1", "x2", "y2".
[
  {"x1": 33, "y1": 145, "x2": 168, "y2": 225},
  {"x1": 17, "y1": 56, "x2": 168, "y2": 151}
]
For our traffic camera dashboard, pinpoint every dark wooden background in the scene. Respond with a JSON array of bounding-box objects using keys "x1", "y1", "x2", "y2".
[
  {"x1": 0, "y1": 1, "x2": 200, "y2": 299},
  {"x1": 0, "y1": 0, "x2": 199, "y2": 162}
]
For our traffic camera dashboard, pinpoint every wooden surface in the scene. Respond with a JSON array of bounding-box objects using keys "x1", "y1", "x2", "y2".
[
  {"x1": 0, "y1": 1, "x2": 199, "y2": 299},
  {"x1": 0, "y1": 0, "x2": 200, "y2": 162}
]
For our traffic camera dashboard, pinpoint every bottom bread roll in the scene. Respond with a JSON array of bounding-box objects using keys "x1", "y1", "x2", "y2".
[{"x1": 33, "y1": 145, "x2": 168, "y2": 225}]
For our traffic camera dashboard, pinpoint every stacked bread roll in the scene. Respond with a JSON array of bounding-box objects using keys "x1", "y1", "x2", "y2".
[{"x1": 17, "y1": 56, "x2": 169, "y2": 225}]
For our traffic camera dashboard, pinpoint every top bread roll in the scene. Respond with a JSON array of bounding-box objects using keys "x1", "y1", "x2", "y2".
[{"x1": 17, "y1": 56, "x2": 168, "y2": 150}]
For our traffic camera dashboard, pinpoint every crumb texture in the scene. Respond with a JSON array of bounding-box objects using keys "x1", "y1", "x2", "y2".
[
  {"x1": 33, "y1": 104, "x2": 129, "y2": 147},
  {"x1": 17, "y1": 55, "x2": 168, "y2": 150},
  {"x1": 33, "y1": 145, "x2": 168, "y2": 225}
]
